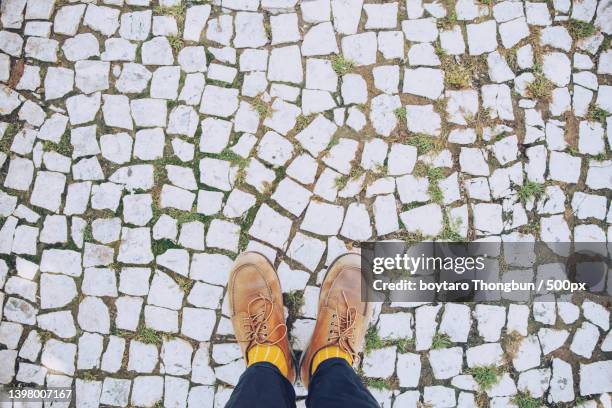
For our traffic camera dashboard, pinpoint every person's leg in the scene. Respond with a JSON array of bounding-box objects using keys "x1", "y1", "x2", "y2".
[
  {"x1": 306, "y1": 358, "x2": 378, "y2": 408},
  {"x1": 299, "y1": 253, "x2": 377, "y2": 407},
  {"x1": 226, "y1": 362, "x2": 296, "y2": 408},
  {"x1": 225, "y1": 252, "x2": 298, "y2": 407}
]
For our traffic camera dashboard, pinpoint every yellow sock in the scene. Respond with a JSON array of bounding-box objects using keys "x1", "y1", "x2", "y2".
[
  {"x1": 247, "y1": 345, "x2": 288, "y2": 377},
  {"x1": 311, "y1": 346, "x2": 353, "y2": 375}
]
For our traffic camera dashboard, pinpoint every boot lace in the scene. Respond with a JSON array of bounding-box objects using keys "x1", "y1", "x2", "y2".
[
  {"x1": 327, "y1": 291, "x2": 358, "y2": 363},
  {"x1": 239, "y1": 294, "x2": 287, "y2": 347}
]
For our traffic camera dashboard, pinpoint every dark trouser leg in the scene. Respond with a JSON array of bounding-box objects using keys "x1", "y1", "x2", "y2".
[
  {"x1": 226, "y1": 362, "x2": 296, "y2": 408},
  {"x1": 306, "y1": 358, "x2": 379, "y2": 408}
]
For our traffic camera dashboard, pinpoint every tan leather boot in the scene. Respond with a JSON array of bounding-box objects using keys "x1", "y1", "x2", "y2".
[
  {"x1": 299, "y1": 252, "x2": 372, "y2": 387},
  {"x1": 228, "y1": 251, "x2": 296, "y2": 383}
]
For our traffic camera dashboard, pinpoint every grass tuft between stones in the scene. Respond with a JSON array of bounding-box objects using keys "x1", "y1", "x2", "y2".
[
  {"x1": 512, "y1": 391, "x2": 541, "y2": 408},
  {"x1": 437, "y1": 10, "x2": 458, "y2": 30},
  {"x1": 152, "y1": 238, "x2": 179, "y2": 256},
  {"x1": 167, "y1": 35, "x2": 184, "y2": 53},
  {"x1": 294, "y1": 114, "x2": 313, "y2": 133},
  {"x1": 469, "y1": 365, "x2": 500, "y2": 391},
  {"x1": 443, "y1": 60, "x2": 472, "y2": 89},
  {"x1": 365, "y1": 326, "x2": 414, "y2": 354},
  {"x1": 587, "y1": 104, "x2": 609, "y2": 124},
  {"x1": 283, "y1": 291, "x2": 304, "y2": 320},
  {"x1": 395, "y1": 337, "x2": 414, "y2": 354},
  {"x1": 438, "y1": 214, "x2": 463, "y2": 242},
  {"x1": 566, "y1": 19, "x2": 597, "y2": 39},
  {"x1": 154, "y1": 4, "x2": 187, "y2": 24},
  {"x1": 252, "y1": 96, "x2": 271, "y2": 117},
  {"x1": 331, "y1": 54, "x2": 355, "y2": 75},
  {"x1": 406, "y1": 134, "x2": 444, "y2": 155},
  {"x1": 527, "y1": 65, "x2": 554, "y2": 102},
  {"x1": 518, "y1": 180, "x2": 544, "y2": 203},
  {"x1": 365, "y1": 378, "x2": 389, "y2": 390},
  {"x1": 365, "y1": 326, "x2": 385, "y2": 353},
  {"x1": 394, "y1": 107, "x2": 407, "y2": 121},
  {"x1": 431, "y1": 333, "x2": 452, "y2": 349},
  {"x1": 136, "y1": 327, "x2": 164, "y2": 345}
]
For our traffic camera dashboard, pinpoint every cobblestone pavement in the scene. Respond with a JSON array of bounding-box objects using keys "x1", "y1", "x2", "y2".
[{"x1": 0, "y1": 0, "x2": 611, "y2": 406}]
